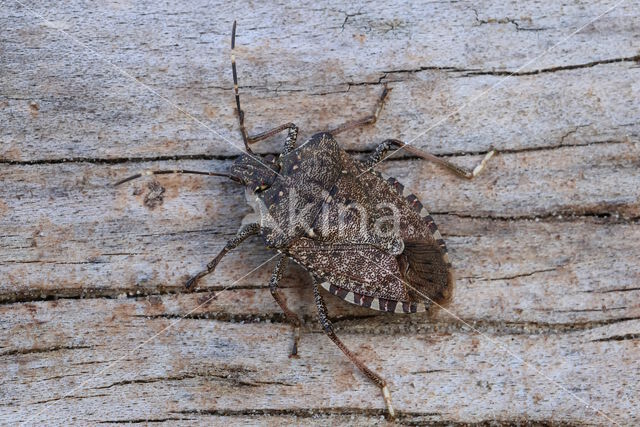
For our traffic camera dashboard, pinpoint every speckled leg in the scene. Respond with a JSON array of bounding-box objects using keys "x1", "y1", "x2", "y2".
[
  {"x1": 327, "y1": 85, "x2": 390, "y2": 135},
  {"x1": 185, "y1": 223, "x2": 261, "y2": 290},
  {"x1": 312, "y1": 280, "x2": 396, "y2": 419},
  {"x1": 365, "y1": 138, "x2": 495, "y2": 179},
  {"x1": 270, "y1": 255, "x2": 302, "y2": 357},
  {"x1": 247, "y1": 123, "x2": 299, "y2": 155},
  {"x1": 246, "y1": 122, "x2": 297, "y2": 145}
]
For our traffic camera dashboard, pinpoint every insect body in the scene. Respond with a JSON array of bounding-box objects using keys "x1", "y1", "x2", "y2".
[
  {"x1": 243, "y1": 131, "x2": 454, "y2": 314},
  {"x1": 117, "y1": 21, "x2": 494, "y2": 419}
]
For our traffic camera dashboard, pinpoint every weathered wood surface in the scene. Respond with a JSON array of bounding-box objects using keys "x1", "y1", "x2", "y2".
[{"x1": 1, "y1": 0, "x2": 639, "y2": 425}]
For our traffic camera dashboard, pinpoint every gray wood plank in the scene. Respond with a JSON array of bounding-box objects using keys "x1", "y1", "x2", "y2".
[{"x1": 1, "y1": 0, "x2": 639, "y2": 425}]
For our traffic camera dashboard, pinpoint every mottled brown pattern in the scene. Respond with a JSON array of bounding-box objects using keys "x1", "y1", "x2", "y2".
[
  {"x1": 275, "y1": 133, "x2": 452, "y2": 310},
  {"x1": 288, "y1": 240, "x2": 409, "y2": 301}
]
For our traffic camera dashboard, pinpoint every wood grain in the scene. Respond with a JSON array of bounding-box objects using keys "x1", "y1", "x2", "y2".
[{"x1": 1, "y1": 0, "x2": 639, "y2": 425}]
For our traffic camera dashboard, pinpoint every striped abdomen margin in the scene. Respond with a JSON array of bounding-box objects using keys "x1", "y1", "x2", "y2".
[{"x1": 319, "y1": 282, "x2": 423, "y2": 314}]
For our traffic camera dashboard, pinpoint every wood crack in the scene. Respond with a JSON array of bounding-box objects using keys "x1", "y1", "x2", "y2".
[
  {"x1": 92, "y1": 373, "x2": 294, "y2": 391},
  {"x1": 0, "y1": 153, "x2": 234, "y2": 166},
  {"x1": 170, "y1": 408, "x2": 584, "y2": 426},
  {"x1": 591, "y1": 333, "x2": 640, "y2": 342},
  {"x1": 581, "y1": 287, "x2": 640, "y2": 294},
  {"x1": 435, "y1": 209, "x2": 639, "y2": 223},
  {"x1": 484, "y1": 267, "x2": 560, "y2": 281},
  {"x1": 96, "y1": 418, "x2": 194, "y2": 424},
  {"x1": 344, "y1": 316, "x2": 640, "y2": 336},
  {"x1": 0, "y1": 137, "x2": 627, "y2": 167},
  {"x1": 171, "y1": 407, "x2": 393, "y2": 418},
  {"x1": 133, "y1": 313, "x2": 640, "y2": 336},
  {"x1": 472, "y1": 9, "x2": 550, "y2": 32},
  {"x1": 382, "y1": 55, "x2": 640, "y2": 78},
  {"x1": 91, "y1": 375, "x2": 201, "y2": 390},
  {"x1": 0, "y1": 344, "x2": 92, "y2": 357},
  {"x1": 0, "y1": 285, "x2": 269, "y2": 306},
  {"x1": 463, "y1": 55, "x2": 640, "y2": 77},
  {"x1": 28, "y1": 393, "x2": 110, "y2": 406}
]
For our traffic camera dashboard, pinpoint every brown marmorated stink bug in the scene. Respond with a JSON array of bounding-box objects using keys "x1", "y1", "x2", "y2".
[{"x1": 116, "y1": 21, "x2": 495, "y2": 418}]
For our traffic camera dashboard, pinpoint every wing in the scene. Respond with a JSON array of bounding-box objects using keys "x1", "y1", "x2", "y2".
[
  {"x1": 287, "y1": 238, "x2": 452, "y2": 314},
  {"x1": 372, "y1": 170, "x2": 454, "y2": 309},
  {"x1": 287, "y1": 145, "x2": 453, "y2": 314},
  {"x1": 286, "y1": 239, "x2": 424, "y2": 313}
]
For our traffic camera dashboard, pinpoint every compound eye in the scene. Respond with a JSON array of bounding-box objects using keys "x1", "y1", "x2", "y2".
[{"x1": 263, "y1": 154, "x2": 277, "y2": 163}]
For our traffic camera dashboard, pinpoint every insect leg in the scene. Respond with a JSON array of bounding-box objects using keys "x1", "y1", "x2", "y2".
[
  {"x1": 365, "y1": 138, "x2": 495, "y2": 179},
  {"x1": 247, "y1": 123, "x2": 299, "y2": 155},
  {"x1": 312, "y1": 280, "x2": 396, "y2": 419},
  {"x1": 231, "y1": 22, "x2": 299, "y2": 154},
  {"x1": 269, "y1": 255, "x2": 303, "y2": 357},
  {"x1": 185, "y1": 223, "x2": 261, "y2": 289},
  {"x1": 327, "y1": 84, "x2": 390, "y2": 135}
]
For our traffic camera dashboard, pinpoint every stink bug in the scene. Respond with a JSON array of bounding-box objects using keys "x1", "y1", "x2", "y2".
[{"x1": 116, "y1": 21, "x2": 495, "y2": 419}]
